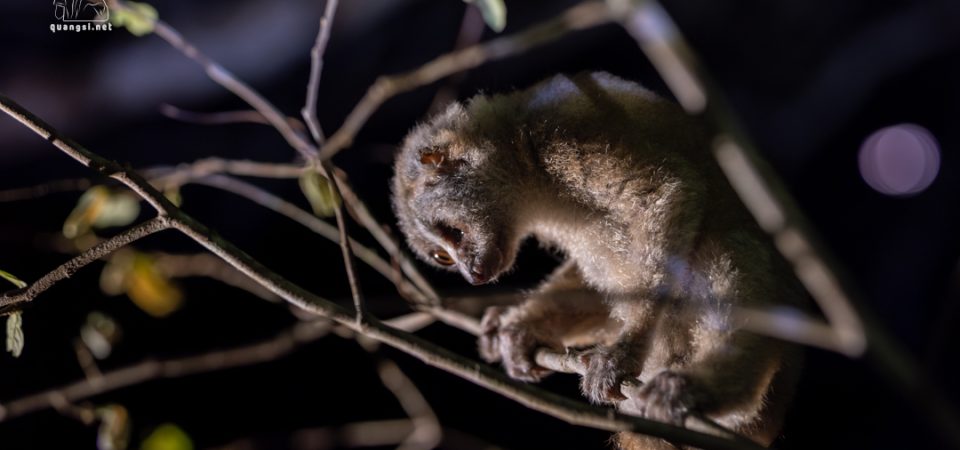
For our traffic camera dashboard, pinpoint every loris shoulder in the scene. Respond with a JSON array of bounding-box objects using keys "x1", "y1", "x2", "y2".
[{"x1": 392, "y1": 72, "x2": 804, "y2": 448}]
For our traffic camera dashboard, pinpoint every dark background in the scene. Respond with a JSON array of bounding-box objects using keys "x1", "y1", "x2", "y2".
[{"x1": 1, "y1": 0, "x2": 959, "y2": 449}]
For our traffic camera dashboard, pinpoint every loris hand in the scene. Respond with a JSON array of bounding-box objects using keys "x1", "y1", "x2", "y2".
[{"x1": 479, "y1": 305, "x2": 560, "y2": 382}]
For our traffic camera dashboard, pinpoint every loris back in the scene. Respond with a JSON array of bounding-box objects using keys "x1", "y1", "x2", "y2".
[{"x1": 393, "y1": 72, "x2": 803, "y2": 449}]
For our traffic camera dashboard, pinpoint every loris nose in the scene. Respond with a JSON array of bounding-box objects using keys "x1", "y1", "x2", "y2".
[{"x1": 468, "y1": 267, "x2": 489, "y2": 285}]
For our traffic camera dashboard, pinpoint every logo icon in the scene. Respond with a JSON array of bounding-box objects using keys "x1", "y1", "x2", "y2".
[{"x1": 53, "y1": 0, "x2": 109, "y2": 23}]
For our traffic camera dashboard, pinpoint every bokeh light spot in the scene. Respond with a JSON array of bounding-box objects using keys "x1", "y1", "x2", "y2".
[{"x1": 858, "y1": 124, "x2": 940, "y2": 196}]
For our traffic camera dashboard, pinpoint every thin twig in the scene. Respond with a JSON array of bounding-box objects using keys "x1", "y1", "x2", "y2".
[
  {"x1": 318, "y1": 1, "x2": 614, "y2": 160},
  {"x1": 0, "y1": 216, "x2": 170, "y2": 315},
  {"x1": 159, "y1": 104, "x2": 308, "y2": 134},
  {"x1": 0, "y1": 93, "x2": 760, "y2": 450},
  {"x1": 0, "y1": 162, "x2": 442, "y2": 314},
  {"x1": 152, "y1": 251, "x2": 280, "y2": 302},
  {"x1": 0, "y1": 321, "x2": 332, "y2": 422},
  {"x1": 426, "y1": 5, "x2": 487, "y2": 114},
  {"x1": 73, "y1": 340, "x2": 104, "y2": 381},
  {"x1": 0, "y1": 178, "x2": 94, "y2": 202},
  {"x1": 332, "y1": 169, "x2": 440, "y2": 305},
  {"x1": 109, "y1": 0, "x2": 317, "y2": 159},
  {"x1": 146, "y1": 158, "x2": 305, "y2": 189},
  {"x1": 317, "y1": 160, "x2": 368, "y2": 325},
  {"x1": 302, "y1": 0, "x2": 339, "y2": 144},
  {"x1": 189, "y1": 174, "x2": 410, "y2": 295},
  {"x1": 0, "y1": 310, "x2": 443, "y2": 425},
  {"x1": 376, "y1": 359, "x2": 442, "y2": 450}
]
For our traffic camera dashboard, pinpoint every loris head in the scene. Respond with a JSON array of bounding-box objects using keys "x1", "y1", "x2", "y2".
[{"x1": 391, "y1": 101, "x2": 522, "y2": 285}]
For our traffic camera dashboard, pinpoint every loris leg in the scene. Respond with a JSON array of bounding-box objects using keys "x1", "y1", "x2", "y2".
[
  {"x1": 479, "y1": 261, "x2": 611, "y2": 382},
  {"x1": 580, "y1": 297, "x2": 660, "y2": 404}
]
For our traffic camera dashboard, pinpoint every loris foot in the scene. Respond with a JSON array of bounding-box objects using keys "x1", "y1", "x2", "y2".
[
  {"x1": 579, "y1": 340, "x2": 645, "y2": 404},
  {"x1": 479, "y1": 305, "x2": 557, "y2": 382},
  {"x1": 623, "y1": 371, "x2": 701, "y2": 425}
]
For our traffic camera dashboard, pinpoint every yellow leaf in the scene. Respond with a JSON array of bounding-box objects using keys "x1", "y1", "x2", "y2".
[
  {"x1": 111, "y1": 1, "x2": 158, "y2": 37},
  {"x1": 126, "y1": 253, "x2": 183, "y2": 318},
  {"x1": 141, "y1": 423, "x2": 193, "y2": 450}
]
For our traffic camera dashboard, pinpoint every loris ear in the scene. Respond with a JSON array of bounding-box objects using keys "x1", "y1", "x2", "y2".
[
  {"x1": 419, "y1": 149, "x2": 446, "y2": 166},
  {"x1": 418, "y1": 147, "x2": 464, "y2": 174}
]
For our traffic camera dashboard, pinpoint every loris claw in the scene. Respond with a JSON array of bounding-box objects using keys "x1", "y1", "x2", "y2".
[{"x1": 624, "y1": 371, "x2": 701, "y2": 425}]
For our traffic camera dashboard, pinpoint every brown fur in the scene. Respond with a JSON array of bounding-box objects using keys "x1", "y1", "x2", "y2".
[{"x1": 392, "y1": 72, "x2": 804, "y2": 448}]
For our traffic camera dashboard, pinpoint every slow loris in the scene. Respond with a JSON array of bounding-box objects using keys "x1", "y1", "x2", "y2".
[{"x1": 391, "y1": 72, "x2": 803, "y2": 448}]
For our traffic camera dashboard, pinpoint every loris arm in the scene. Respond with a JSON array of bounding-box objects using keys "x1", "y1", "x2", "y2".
[{"x1": 479, "y1": 261, "x2": 613, "y2": 381}]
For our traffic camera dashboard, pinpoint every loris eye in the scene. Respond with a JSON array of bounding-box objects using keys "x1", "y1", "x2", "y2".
[
  {"x1": 431, "y1": 249, "x2": 455, "y2": 266},
  {"x1": 435, "y1": 223, "x2": 464, "y2": 246}
]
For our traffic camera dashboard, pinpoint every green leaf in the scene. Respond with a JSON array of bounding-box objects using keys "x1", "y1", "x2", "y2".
[
  {"x1": 111, "y1": 1, "x2": 158, "y2": 37},
  {"x1": 464, "y1": 0, "x2": 507, "y2": 32},
  {"x1": 0, "y1": 269, "x2": 27, "y2": 289},
  {"x1": 141, "y1": 423, "x2": 193, "y2": 450},
  {"x1": 298, "y1": 170, "x2": 341, "y2": 218},
  {"x1": 6, "y1": 312, "x2": 24, "y2": 358}
]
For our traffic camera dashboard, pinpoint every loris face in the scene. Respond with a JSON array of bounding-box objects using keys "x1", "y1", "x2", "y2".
[{"x1": 391, "y1": 102, "x2": 519, "y2": 285}]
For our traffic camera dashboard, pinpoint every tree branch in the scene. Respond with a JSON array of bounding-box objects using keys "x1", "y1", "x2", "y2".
[
  {"x1": 0, "y1": 216, "x2": 170, "y2": 315},
  {"x1": 318, "y1": 1, "x2": 614, "y2": 160},
  {"x1": 0, "y1": 320, "x2": 332, "y2": 422},
  {"x1": 159, "y1": 104, "x2": 308, "y2": 134},
  {"x1": 109, "y1": 0, "x2": 318, "y2": 160},
  {"x1": 302, "y1": 0, "x2": 339, "y2": 144}
]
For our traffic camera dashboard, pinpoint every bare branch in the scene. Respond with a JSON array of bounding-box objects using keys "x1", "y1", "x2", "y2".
[
  {"x1": 302, "y1": 0, "x2": 340, "y2": 144},
  {"x1": 0, "y1": 321, "x2": 332, "y2": 422},
  {"x1": 73, "y1": 340, "x2": 103, "y2": 380},
  {"x1": 426, "y1": 5, "x2": 487, "y2": 114},
  {"x1": 0, "y1": 178, "x2": 94, "y2": 203},
  {"x1": 332, "y1": 169, "x2": 441, "y2": 305},
  {"x1": 0, "y1": 216, "x2": 171, "y2": 315},
  {"x1": 159, "y1": 104, "x2": 308, "y2": 134},
  {"x1": 152, "y1": 251, "x2": 280, "y2": 302},
  {"x1": 376, "y1": 360, "x2": 442, "y2": 450},
  {"x1": 317, "y1": 161, "x2": 369, "y2": 325},
  {"x1": 318, "y1": 1, "x2": 614, "y2": 160},
  {"x1": 146, "y1": 158, "x2": 305, "y2": 189},
  {"x1": 109, "y1": 0, "x2": 318, "y2": 159}
]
